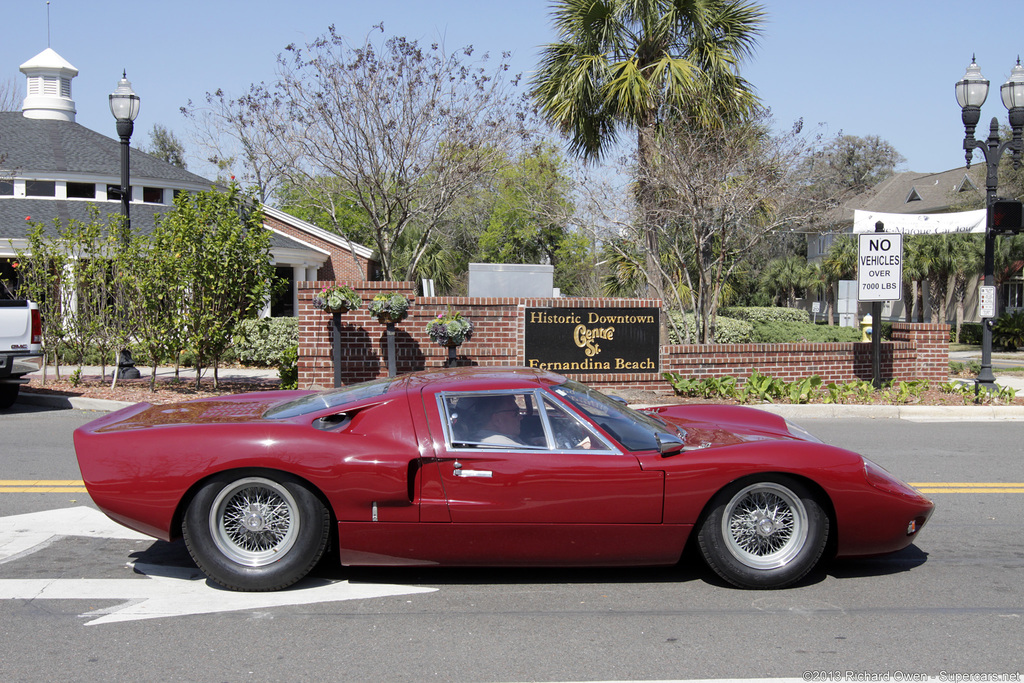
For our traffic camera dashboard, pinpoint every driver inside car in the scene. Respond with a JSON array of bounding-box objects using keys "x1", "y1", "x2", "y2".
[{"x1": 470, "y1": 395, "x2": 527, "y2": 446}]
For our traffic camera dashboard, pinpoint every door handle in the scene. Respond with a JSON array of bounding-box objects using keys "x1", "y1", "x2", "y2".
[
  {"x1": 454, "y1": 469, "x2": 492, "y2": 478},
  {"x1": 452, "y1": 461, "x2": 492, "y2": 478}
]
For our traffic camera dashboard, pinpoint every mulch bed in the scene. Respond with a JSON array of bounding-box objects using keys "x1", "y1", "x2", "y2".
[{"x1": 24, "y1": 373, "x2": 283, "y2": 405}]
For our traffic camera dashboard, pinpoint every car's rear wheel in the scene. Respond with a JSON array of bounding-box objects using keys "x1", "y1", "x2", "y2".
[
  {"x1": 0, "y1": 384, "x2": 19, "y2": 409},
  {"x1": 183, "y1": 473, "x2": 330, "y2": 591},
  {"x1": 697, "y1": 476, "x2": 828, "y2": 589}
]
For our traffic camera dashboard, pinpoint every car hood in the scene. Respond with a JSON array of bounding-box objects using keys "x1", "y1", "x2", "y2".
[{"x1": 642, "y1": 404, "x2": 801, "y2": 450}]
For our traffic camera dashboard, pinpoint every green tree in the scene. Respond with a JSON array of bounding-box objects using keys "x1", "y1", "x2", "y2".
[
  {"x1": 145, "y1": 124, "x2": 188, "y2": 169},
  {"x1": 900, "y1": 236, "x2": 928, "y2": 323},
  {"x1": 15, "y1": 224, "x2": 71, "y2": 382},
  {"x1": 156, "y1": 183, "x2": 277, "y2": 388},
  {"x1": 17, "y1": 208, "x2": 133, "y2": 380},
  {"x1": 761, "y1": 255, "x2": 813, "y2": 307},
  {"x1": 479, "y1": 145, "x2": 589, "y2": 294},
  {"x1": 115, "y1": 223, "x2": 188, "y2": 391},
  {"x1": 532, "y1": 0, "x2": 765, "y2": 314},
  {"x1": 947, "y1": 235, "x2": 983, "y2": 341}
]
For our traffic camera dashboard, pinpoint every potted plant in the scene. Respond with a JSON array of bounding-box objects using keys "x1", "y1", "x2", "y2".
[
  {"x1": 312, "y1": 284, "x2": 362, "y2": 314},
  {"x1": 427, "y1": 308, "x2": 474, "y2": 348},
  {"x1": 368, "y1": 292, "x2": 411, "y2": 324}
]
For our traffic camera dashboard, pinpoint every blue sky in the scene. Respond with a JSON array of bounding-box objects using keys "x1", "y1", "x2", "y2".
[{"x1": 3, "y1": 0, "x2": 1022, "y2": 180}]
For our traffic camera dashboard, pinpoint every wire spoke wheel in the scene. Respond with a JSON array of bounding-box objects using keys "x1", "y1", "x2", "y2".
[
  {"x1": 184, "y1": 472, "x2": 330, "y2": 591},
  {"x1": 723, "y1": 483, "x2": 808, "y2": 569},
  {"x1": 210, "y1": 477, "x2": 300, "y2": 567},
  {"x1": 698, "y1": 476, "x2": 828, "y2": 589}
]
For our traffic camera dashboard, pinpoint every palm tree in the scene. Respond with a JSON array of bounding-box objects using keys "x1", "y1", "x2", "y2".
[
  {"x1": 901, "y1": 236, "x2": 927, "y2": 323},
  {"x1": 762, "y1": 255, "x2": 812, "y2": 307},
  {"x1": 821, "y1": 235, "x2": 858, "y2": 324},
  {"x1": 948, "y1": 235, "x2": 983, "y2": 342},
  {"x1": 531, "y1": 0, "x2": 765, "y2": 315}
]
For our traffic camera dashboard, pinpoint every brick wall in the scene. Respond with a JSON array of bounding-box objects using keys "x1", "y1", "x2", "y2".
[
  {"x1": 662, "y1": 322, "x2": 948, "y2": 387},
  {"x1": 297, "y1": 281, "x2": 950, "y2": 392}
]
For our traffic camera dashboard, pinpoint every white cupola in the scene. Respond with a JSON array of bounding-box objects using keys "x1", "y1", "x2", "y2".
[{"x1": 19, "y1": 47, "x2": 78, "y2": 122}]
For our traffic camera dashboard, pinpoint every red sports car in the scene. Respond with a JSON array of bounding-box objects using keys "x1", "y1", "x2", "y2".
[{"x1": 74, "y1": 367, "x2": 933, "y2": 592}]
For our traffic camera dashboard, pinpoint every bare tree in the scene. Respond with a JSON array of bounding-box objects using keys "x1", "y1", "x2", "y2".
[
  {"x1": 0, "y1": 78, "x2": 21, "y2": 111},
  {"x1": 624, "y1": 115, "x2": 831, "y2": 343},
  {"x1": 184, "y1": 25, "x2": 532, "y2": 281}
]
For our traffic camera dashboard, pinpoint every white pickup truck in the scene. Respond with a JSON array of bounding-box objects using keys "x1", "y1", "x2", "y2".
[{"x1": 0, "y1": 300, "x2": 43, "y2": 409}]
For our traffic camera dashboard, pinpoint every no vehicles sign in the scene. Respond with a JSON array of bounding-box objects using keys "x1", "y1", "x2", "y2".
[{"x1": 858, "y1": 233, "x2": 902, "y2": 302}]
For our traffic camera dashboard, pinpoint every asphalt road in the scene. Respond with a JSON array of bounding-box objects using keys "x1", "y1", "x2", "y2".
[{"x1": 1, "y1": 404, "x2": 1022, "y2": 682}]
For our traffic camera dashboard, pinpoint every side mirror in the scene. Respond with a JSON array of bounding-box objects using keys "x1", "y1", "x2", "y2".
[{"x1": 656, "y1": 432, "x2": 685, "y2": 456}]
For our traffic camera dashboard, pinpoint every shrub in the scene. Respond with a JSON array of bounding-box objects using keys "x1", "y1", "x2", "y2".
[
  {"x1": 957, "y1": 323, "x2": 983, "y2": 345},
  {"x1": 721, "y1": 307, "x2": 809, "y2": 324},
  {"x1": 667, "y1": 312, "x2": 753, "y2": 344},
  {"x1": 233, "y1": 317, "x2": 299, "y2": 366},
  {"x1": 993, "y1": 310, "x2": 1024, "y2": 351},
  {"x1": 750, "y1": 320, "x2": 862, "y2": 344},
  {"x1": 279, "y1": 346, "x2": 298, "y2": 390}
]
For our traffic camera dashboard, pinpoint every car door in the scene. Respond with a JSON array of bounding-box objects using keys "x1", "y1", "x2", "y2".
[{"x1": 427, "y1": 389, "x2": 664, "y2": 525}]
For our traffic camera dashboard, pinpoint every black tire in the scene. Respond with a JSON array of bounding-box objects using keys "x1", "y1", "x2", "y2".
[
  {"x1": 697, "y1": 475, "x2": 829, "y2": 589},
  {"x1": 183, "y1": 472, "x2": 330, "y2": 591},
  {"x1": 0, "y1": 384, "x2": 19, "y2": 410}
]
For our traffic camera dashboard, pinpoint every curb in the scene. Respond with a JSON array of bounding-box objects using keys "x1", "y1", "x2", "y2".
[
  {"x1": 18, "y1": 391, "x2": 135, "y2": 412},
  {"x1": 753, "y1": 403, "x2": 1024, "y2": 421}
]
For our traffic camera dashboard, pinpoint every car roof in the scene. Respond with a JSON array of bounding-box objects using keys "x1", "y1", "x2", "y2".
[{"x1": 401, "y1": 366, "x2": 568, "y2": 394}]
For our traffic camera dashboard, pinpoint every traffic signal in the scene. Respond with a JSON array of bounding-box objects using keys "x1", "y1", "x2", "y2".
[{"x1": 992, "y1": 199, "x2": 1024, "y2": 233}]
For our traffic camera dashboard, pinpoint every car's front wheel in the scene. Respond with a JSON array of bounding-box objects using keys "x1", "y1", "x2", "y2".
[
  {"x1": 697, "y1": 476, "x2": 828, "y2": 589},
  {"x1": 183, "y1": 473, "x2": 330, "y2": 591}
]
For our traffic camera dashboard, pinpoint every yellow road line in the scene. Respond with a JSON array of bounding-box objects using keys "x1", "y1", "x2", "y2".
[
  {"x1": 0, "y1": 480, "x2": 87, "y2": 493},
  {"x1": 911, "y1": 482, "x2": 1024, "y2": 493}
]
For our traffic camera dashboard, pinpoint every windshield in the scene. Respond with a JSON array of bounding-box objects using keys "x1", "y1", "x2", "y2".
[
  {"x1": 550, "y1": 379, "x2": 668, "y2": 452},
  {"x1": 263, "y1": 377, "x2": 397, "y2": 419}
]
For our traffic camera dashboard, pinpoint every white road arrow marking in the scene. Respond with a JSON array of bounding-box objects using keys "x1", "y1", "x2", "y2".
[
  {"x1": 0, "y1": 507, "x2": 437, "y2": 625},
  {"x1": 0, "y1": 506, "x2": 150, "y2": 563}
]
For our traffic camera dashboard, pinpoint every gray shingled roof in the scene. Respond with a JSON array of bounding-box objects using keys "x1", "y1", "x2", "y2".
[
  {"x1": 838, "y1": 167, "x2": 983, "y2": 221},
  {"x1": 1, "y1": 197, "x2": 311, "y2": 251},
  {"x1": 0, "y1": 111, "x2": 211, "y2": 185}
]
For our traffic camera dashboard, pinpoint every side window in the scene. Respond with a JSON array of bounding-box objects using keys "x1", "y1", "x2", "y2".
[
  {"x1": 441, "y1": 392, "x2": 540, "y2": 449},
  {"x1": 438, "y1": 391, "x2": 613, "y2": 452},
  {"x1": 540, "y1": 395, "x2": 614, "y2": 452}
]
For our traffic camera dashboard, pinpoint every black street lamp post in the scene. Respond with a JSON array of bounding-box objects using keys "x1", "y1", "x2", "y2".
[
  {"x1": 109, "y1": 72, "x2": 141, "y2": 380},
  {"x1": 109, "y1": 71, "x2": 140, "y2": 240},
  {"x1": 955, "y1": 57, "x2": 1024, "y2": 392}
]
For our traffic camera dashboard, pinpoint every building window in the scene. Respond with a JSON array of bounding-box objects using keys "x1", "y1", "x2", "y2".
[
  {"x1": 1001, "y1": 278, "x2": 1024, "y2": 311},
  {"x1": 66, "y1": 182, "x2": 96, "y2": 199},
  {"x1": 0, "y1": 181, "x2": 13, "y2": 196},
  {"x1": 26, "y1": 180, "x2": 56, "y2": 197},
  {"x1": 143, "y1": 187, "x2": 164, "y2": 204},
  {"x1": 106, "y1": 184, "x2": 131, "y2": 201}
]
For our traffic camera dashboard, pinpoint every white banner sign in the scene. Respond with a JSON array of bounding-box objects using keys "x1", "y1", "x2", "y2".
[{"x1": 853, "y1": 209, "x2": 986, "y2": 234}]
